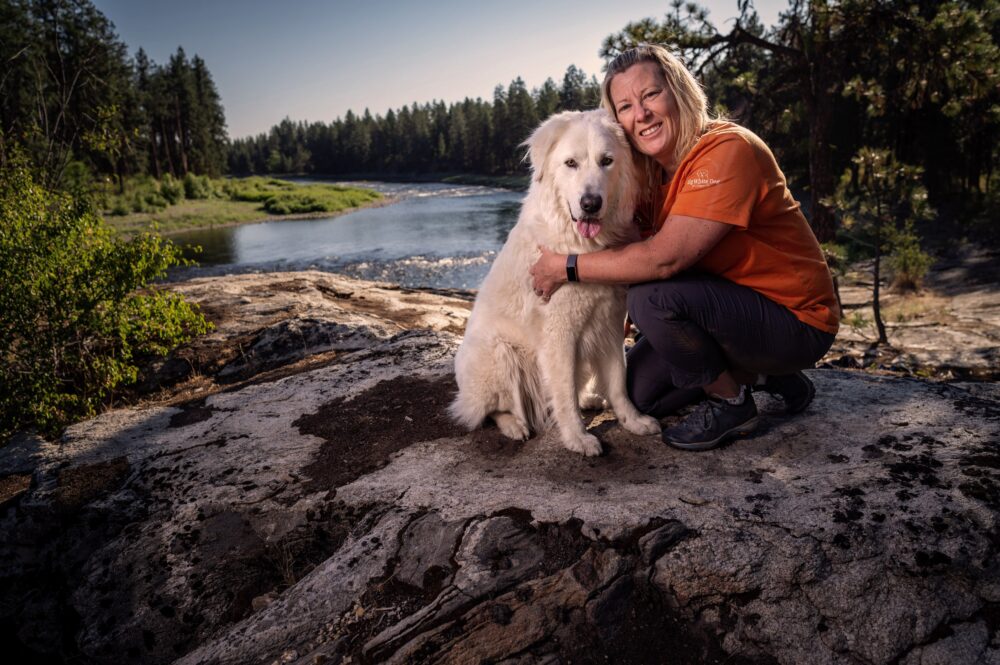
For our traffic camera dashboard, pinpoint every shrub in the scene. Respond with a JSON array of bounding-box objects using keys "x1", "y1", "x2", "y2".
[
  {"x1": 130, "y1": 188, "x2": 167, "y2": 213},
  {"x1": 260, "y1": 185, "x2": 381, "y2": 215},
  {"x1": 183, "y1": 173, "x2": 215, "y2": 199},
  {"x1": 62, "y1": 160, "x2": 95, "y2": 194},
  {"x1": 0, "y1": 159, "x2": 211, "y2": 440},
  {"x1": 159, "y1": 173, "x2": 184, "y2": 205},
  {"x1": 889, "y1": 222, "x2": 933, "y2": 291}
]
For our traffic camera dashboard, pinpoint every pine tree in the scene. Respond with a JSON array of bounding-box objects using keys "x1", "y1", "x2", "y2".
[{"x1": 534, "y1": 78, "x2": 560, "y2": 120}]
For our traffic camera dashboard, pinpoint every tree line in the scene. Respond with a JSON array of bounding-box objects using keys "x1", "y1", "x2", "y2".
[
  {"x1": 0, "y1": 0, "x2": 228, "y2": 189},
  {"x1": 227, "y1": 66, "x2": 602, "y2": 177},
  {"x1": 2, "y1": 0, "x2": 997, "y2": 245},
  {"x1": 236, "y1": 0, "x2": 998, "y2": 245}
]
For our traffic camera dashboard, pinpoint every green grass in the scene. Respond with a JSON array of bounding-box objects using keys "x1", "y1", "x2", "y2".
[
  {"x1": 99, "y1": 176, "x2": 382, "y2": 235},
  {"x1": 223, "y1": 177, "x2": 382, "y2": 214},
  {"x1": 105, "y1": 199, "x2": 275, "y2": 235}
]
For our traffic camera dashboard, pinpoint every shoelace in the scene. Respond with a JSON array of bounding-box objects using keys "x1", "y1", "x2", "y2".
[{"x1": 693, "y1": 400, "x2": 721, "y2": 428}]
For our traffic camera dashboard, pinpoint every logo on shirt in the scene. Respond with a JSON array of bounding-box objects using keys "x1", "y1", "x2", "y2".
[{"x1": 685, "y1": 169, "x2": 722, "y2": 189}]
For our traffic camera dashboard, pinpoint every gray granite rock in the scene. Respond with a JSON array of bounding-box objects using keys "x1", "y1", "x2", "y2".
[{"x1": 1, "y1": 271, "x2": 997, "y2": 665}]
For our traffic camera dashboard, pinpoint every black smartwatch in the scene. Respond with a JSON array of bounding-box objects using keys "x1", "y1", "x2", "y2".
[{"x1": 566, "y1": 254, "x2": 579, "y2": 282}]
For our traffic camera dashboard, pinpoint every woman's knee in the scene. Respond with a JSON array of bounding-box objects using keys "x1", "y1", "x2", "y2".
[{"x1": 627, "y1": 280, "x2": 690, "y2": 329}]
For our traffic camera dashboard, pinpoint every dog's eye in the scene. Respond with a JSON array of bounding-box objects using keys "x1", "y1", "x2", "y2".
[
  {"x1": 600, "y1": 156, "x2": 614, "y2": 167},
  {"x1": 564, "y1": 159, "x2": 578, "y2": 169}
]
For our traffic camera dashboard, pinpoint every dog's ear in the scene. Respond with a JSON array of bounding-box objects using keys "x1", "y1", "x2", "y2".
[{"x1": 522, "y1": 111, "x2": 576, "y2": 183}]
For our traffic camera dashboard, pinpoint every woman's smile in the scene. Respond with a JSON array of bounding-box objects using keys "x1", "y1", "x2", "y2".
[{"x1": 639, "y1": 122, "x2": 663, "y2": 138}]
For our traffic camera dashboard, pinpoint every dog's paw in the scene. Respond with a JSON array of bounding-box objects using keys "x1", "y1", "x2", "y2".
[
  {"x1": 578, "y1": 393, "x2": 608, "y2": 411},
  {"x1": 621, "y1": 413, "x2": 661, "y2": 436},
  {"x1": 494, "y1": 413, "x2": 530, "y2": 441},
  {"x1": 563, "y1": 432, "x2": 603, "y2": 457}
]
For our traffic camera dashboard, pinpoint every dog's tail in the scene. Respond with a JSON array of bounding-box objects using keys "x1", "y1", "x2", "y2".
[
  {"x1": 448, "y1": 385, "x2": 489, "y2": 431},
  {"x1": 449, "y1": 341, "x2": 547, "y2": 432}
]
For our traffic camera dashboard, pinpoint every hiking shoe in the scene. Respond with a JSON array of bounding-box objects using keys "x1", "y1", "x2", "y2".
[
  {"x1": 755, "y1": 371, "x2": 815, "y2": 414},
  {"x1": 662, "y1": 394, "x2": 759, "y2": 451}
]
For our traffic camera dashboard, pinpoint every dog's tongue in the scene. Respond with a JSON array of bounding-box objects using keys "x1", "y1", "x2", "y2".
[{"x1": 576, "y1": 219, "x2": 601, "y2": 239}]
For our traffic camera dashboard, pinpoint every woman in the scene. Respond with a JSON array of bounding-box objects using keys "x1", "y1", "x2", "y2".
[{"x1": 529, "y1": 44, "x2": 839, "y2": 451}]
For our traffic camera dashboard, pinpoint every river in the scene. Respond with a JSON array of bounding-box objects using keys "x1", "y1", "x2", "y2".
[{"x1": 169, "y1": 181, "x2": 524, "y2": 290}]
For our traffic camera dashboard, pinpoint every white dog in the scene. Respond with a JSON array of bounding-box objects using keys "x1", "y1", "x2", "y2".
[{"x1": 450, "y1": 109, "x2": 661, "y2": 456}]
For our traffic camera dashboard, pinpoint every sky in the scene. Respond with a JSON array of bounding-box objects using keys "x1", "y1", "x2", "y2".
[{"x1": 92, "y1": 0, "x2": 787, "y2": 140}]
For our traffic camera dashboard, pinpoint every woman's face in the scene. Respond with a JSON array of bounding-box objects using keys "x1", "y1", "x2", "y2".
[{"x1": 609, "y1": 61, "x2": 679, "y2": 169}]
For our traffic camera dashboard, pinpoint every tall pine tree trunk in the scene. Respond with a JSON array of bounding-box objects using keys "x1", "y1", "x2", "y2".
[
  {"x1": 149, "y1": 123, "x2": 162, "y2": 179},
  {"x1": 175, "y1": 99, "x2": 188, "y2": 175},
  {"x1": 803, "y1": 38, "x2": 837, "y2": 244},
  {"x1": 160, "y1": 118, "x2": 176, "y2": 176},
  {"x1": 808, "y1": 102, "x2": 836, "y2": 242}
]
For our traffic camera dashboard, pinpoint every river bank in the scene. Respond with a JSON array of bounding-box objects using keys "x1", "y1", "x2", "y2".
[
  {"x1": 101, "y1": 178, "x2": 391, "y2": 237},
  {"x1": 107, "y1": 194, "x2": 400, "y2": 237}
]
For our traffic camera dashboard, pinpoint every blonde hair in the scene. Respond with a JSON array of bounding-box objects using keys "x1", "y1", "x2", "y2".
[{"x1": 601, "y1": 44, "x2": 716, "y2": 229}]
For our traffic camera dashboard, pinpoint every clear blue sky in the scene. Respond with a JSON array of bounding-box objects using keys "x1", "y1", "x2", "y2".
[{"x1": 92, "y1": 0, "x2": 786, "y2": 140}]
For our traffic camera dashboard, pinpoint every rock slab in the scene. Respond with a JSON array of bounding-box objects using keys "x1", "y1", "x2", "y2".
[{"x1": 1, "y1": 271, "x2": 998, "y2": 665}]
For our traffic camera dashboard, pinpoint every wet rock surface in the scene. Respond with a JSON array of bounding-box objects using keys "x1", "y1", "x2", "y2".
[{"x1": 1, "y1": 271, "x2": 999, "y2": 665}]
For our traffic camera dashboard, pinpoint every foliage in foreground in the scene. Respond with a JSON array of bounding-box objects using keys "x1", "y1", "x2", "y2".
[{"x1": 0, "y1": 160, "x2": 212, "y2": 440}]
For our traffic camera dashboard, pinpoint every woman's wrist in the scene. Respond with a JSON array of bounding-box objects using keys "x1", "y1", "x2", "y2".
[
  {"x1": 566, "y1": 254, "x2": 579, "y2": 282},
  {"x1": 548, "y1": 251, "x2": 568, "y2": 284}
]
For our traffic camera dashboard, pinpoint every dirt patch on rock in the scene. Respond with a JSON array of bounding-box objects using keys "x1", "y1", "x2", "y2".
[
  {"x1": 296, "y1": 375, "x2": 458, "y2": 492},
  {"x1": 168, "y1": 400, "x2": 217, "y2": 428},
  {"x1": 0, "y1": 473, "x2": 31, "y2": 508},
  {"x1": 54, "y1": 457, "x2": 130, "y2": 512}
]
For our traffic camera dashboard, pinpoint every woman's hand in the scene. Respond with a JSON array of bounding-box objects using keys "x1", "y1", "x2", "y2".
[{"x1": 529, "y1": 246, "x2": 567, "y2": 302}]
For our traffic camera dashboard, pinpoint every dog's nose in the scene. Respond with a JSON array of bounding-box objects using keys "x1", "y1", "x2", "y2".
[{"x1": 580, "y1": 194, "x2": 602, "y2": 215}]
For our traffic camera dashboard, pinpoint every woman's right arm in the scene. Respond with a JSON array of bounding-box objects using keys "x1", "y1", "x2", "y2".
[{"x1": 530, "y1": 213, "x2": 733, "y2": 296}]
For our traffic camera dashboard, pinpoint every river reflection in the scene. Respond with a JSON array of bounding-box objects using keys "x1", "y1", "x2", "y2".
[{"x1": 170, "y1": 181, "x2": 523, "y2": 290}]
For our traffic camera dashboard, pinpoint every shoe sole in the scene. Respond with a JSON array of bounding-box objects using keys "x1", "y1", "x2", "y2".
[{"x1": 664, "y1": 416, "x2": 760, "y2": 452}]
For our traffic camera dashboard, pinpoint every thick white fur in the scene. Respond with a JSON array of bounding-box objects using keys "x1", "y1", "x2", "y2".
[{"x1": 450, "y1": 109, "x2": 661, "y2": 456}]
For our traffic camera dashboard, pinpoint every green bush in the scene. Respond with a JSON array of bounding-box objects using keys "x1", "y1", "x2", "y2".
[
  {"x1": 223, "y1": 176, "x2": 295, "y2": 202},
  {"x1": 183, "y1": 173, "x2": 215, "y2": 199},
  {"x1": 889, "y1": 222, "x2": 934, "y2": 291},
  {"x1": 219, "y1": 177, "x2": 380, "y2": 214},
  {"x1": 62, "y1": 161, "x2": 95, "y2": 194},
  {"x1": 129, "y1": 188, "x2": 167, "y2": 213},
  {"x1": 260, "y1": 185, "x2": 381, "y2": 215},
  {"x1": 0, "y1": 159, "x2": 212, "y2": 440},
  {"x1": 159, "y1": 173, "x2": 184, "y2": 205}
]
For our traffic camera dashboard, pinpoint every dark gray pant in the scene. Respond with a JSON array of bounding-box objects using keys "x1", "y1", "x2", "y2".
[{"x1": 626, "y1": 273, "x2": 835, "y2": 418}]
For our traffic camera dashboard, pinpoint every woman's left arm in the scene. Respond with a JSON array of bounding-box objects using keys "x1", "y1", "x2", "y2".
[{"x1": 530, "y1": 213, "x2": 733, "y2": 297}]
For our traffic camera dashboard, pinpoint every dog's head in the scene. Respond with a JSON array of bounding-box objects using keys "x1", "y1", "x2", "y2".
[{"x1": 524, "y1": 109, "x2": 639, "y2": 246}]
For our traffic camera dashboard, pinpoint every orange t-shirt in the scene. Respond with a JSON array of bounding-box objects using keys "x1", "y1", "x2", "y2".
[{"x1": 654, "y1": 122, "x2": 840, "y2": 334}]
